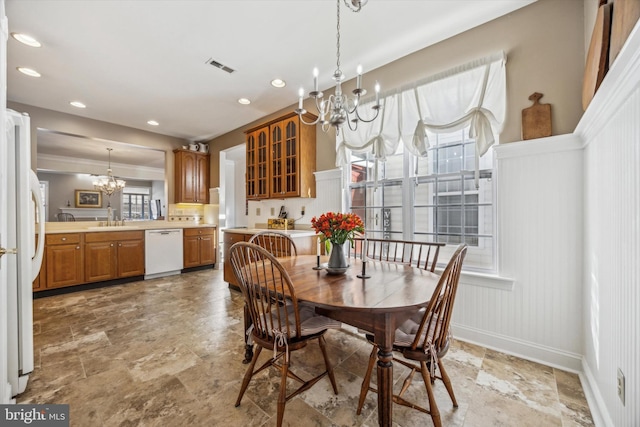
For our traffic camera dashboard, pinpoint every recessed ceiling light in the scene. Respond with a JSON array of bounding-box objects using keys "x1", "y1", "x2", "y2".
[
  {"x1": 238, "y1": 98, "x2": 251, "y2": 105},
  {"x1": 11, "y1": 33, "x2": 41, "y2": 48},
  {"x1": 147, "y1": 120, "x2": 159, "y2": 126},
  {"x1": 17, "y1": 67, "x2": 41, "y2": 77},
  {"x1": 69, "y1": 101, "x2": 86, "y2": 108},
  {"x1": 271, "y1": 79, "x2": 286, "y2": 88}
]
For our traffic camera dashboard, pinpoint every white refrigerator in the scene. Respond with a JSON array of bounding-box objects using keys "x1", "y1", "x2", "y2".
[{"x1": 1, "y1": 110, "x2": 45, "y2": 402}]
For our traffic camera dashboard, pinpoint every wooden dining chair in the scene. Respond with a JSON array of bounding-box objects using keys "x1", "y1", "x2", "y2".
[
  {"x1": 356, "y1": 243, "x2": 468, "y2": 427},
  {"x1": 249, "y1": 230, "x2": 297, "y2": 257},
  {"x1": 56, "y1": 212, "x2": 76, "y2": 222},
  {"x1": 229, "y1": 242, "x2": 341, "y2": 427},
  {"x1": 351, "y1": 237, "x2": 445, "y2": 272}
]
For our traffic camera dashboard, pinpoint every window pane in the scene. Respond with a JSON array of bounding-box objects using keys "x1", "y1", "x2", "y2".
[
  {"x1": 122, "y1": 193, "x2": 149, "y2": 220},
  {"x1": 348, "y1": 125, "x2": 495, "y2": 272},
  {"x1": 381, "y1": 151, "x2": 404, "y2": 180}
]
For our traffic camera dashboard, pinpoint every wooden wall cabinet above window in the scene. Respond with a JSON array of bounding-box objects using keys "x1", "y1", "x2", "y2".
[
  {"x1": 174, "y1": 149, "x2": 210, "y2": 204},
  {"x1": 245, "y1": 112, "x2": 316, "y2": 200}
]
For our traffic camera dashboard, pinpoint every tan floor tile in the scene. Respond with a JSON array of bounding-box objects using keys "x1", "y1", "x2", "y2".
[
  {"x1": 100, "y1": 375, "x2": 197, "y2": 426},
  {"x1": 478, "y1": 349, "x2": 561, "y2": 418},
  {"x1": 463, "y1": 385, "x2": 562, "y2": 427},
  {"x1": 127, "y1": 343, "x2": 202, "y2": 382},
  {"x1": 554, "y1": 369, "x2": 594, "y2": 426},
  {"x1": 201, "y1": 383, "x2": 271, "y2": 426}
]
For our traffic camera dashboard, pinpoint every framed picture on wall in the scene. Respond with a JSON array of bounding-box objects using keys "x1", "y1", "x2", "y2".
[{"x1": 75, "y1": 190, "x2": 102, "y2": 208}]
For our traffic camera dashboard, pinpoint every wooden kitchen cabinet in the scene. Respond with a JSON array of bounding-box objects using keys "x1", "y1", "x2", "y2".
[
  {"x1": 45, "y1": 233, "x2": 84, "y2": 289},
  {"x1": 84, "y1": 231, "x2": 145, "y2": 283},
  {"x1": 245, "y1": 112, "x2": 316, "y2": 200},
  {"x1": 246, "y1": 128, "x2": 269, "y2": 200},
  {"x1": 174, "y1": 149, "x2": 210, "y2": 203},
  {"x1": 223, "y1": 231, "x2": 249, "y2": 287},
  {"x1": 183, "y1": 227, "x2": 217, "y2": 268},
  {"x1": 33, "y1": 234, "x2": 44, "y2": 290}
]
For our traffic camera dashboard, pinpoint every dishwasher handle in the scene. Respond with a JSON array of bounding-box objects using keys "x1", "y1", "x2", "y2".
[{"x1": 148, "y1": 229, "x2": 181, "y2": 236}]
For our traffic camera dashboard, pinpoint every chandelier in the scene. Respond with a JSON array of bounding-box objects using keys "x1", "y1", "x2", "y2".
[
  {"x1": 295, "y1": 0, "x2": 381, "y2": 134},
  {"x1": 93, "y1": 148, "x2": 126, "y2": 197}
]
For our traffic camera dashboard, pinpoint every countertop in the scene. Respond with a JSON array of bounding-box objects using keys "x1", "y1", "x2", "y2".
[
  {"x1": 44, "y1": 221, "x2": 217, "y2": 234},
  {"x1": 222, "y1": 227, "x2": 317, "y2": 238}
]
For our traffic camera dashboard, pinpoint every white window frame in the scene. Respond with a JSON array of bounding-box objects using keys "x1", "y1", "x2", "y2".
[{"x1": 345, "y1": 127, "x2": 496, "y2": 273}]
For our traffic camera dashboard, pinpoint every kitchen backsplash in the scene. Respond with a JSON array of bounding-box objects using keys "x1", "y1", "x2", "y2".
[
  {"x1": 247, "y1": 169, "x2": 343, "y2": 229},
  {"x1": 168, "y1": 203, "x2": 204, "y2": 222}
]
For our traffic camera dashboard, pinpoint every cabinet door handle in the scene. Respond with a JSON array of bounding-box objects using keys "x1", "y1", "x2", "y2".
[
  {"x1": 62, "y1": 237, "x2": 67, "y2": 241},
  {"x1": 110, "y1": 243, "x2": 114, "y2": 247},
  {"x1": 118, "y1": 243, "x2": 122, "y2": 247},
  {"x1": 76, "y1": 246, "x2": 80, "y2": 250}
]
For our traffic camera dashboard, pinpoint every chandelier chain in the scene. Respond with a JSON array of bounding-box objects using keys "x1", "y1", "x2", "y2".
[
  {"x1": 336, "y1": 0, "x2": 341, "y2": 73},
  {"x1": 295, "y1": 0, "x2": 380, "y2": 133}
]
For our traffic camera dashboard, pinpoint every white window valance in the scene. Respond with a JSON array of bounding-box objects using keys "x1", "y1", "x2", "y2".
[{"x1": 336, "y1": 52, "x2": 506, "y2": 186}]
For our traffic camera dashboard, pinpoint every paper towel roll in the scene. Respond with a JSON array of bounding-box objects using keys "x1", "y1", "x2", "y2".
[
  {"x1": 204, "y1": 204, "x2": 219, "y2": 225},
  {"x1": 209, "y1": 188, "x2": 220, "y2": 205}
]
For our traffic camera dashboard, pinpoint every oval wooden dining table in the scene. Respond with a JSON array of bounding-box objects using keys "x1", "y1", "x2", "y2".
[{"x1": 240, "y1": 254, "x2": 440, "y2": 427}]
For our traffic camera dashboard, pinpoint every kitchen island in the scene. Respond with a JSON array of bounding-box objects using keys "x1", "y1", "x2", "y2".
[
  {"x1": 222, "y1": 227, "x2": 318, "y2": 290},
  {"x1": 34, "y1": 221, "x2": 217, "y2": 294}
]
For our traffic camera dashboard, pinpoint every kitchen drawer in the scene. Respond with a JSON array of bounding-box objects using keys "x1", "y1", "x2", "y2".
[
  {"x1": 223, "y1": 232, "x2": 247, "y2": 245},
  {"x1": 85, "y1": 230, "x2": 144, "y2": 243},
  {"x1": 46, "y1": 233, "x2": 81, "y2": 245},
  {"x1": 184, "y1": 227, "x2": 215, "y2": 237}
]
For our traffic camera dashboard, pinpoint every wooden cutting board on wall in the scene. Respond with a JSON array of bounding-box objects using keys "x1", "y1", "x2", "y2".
[
  {"x1": 583, "y1": 1, "x2": 612, "y2": 110},
  {"x1": 609, "y1": 0, "x2": 640, "y2": 65},
  {"x1": 522, "y1": 92, "x2": 552, "y2": 140}
]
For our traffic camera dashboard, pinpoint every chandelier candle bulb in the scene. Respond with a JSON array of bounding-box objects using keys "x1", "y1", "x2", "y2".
[
  {"x1": 298, "y1": 88, "x2": 304, "y2": 109},
  {"x1": 356, "y1": 65, "x2": 362, "y2": 90},
  {"x1": 313, "y1": 67, "x2": 319, "y2": 92},
  {"x1": 375, "y1": 82, "x2": 380, "y2": 106}
]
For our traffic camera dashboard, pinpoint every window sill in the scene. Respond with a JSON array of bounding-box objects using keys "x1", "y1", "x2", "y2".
[{"x1": 434, "y1": 268, "x2": 514, "y2": 291}]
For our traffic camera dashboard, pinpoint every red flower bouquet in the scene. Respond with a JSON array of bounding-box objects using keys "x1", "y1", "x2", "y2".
[{"x1": 311, "y1": 212, "x2": 364, "y2": 246}]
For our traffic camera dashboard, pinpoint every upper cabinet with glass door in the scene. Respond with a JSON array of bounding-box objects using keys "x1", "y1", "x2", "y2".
[{"x1": 245, "y1": 112, "x2": 316, "y2": 200}]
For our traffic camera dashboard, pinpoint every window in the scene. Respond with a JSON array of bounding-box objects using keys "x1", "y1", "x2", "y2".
[
  {"x1": 348, "y1": 127, "x2": 495, "y2": 272},
  {"x1": 122, "y1": 187, "x2": 151, "y2": 220}
]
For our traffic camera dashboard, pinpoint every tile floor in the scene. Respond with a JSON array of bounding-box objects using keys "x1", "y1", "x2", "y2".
[{"x1": 20, "y1": 268, "x2": 594, "y2": 426}]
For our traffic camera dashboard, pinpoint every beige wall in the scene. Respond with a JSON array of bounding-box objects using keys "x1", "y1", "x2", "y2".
[
  {"x1": 205, "y1": 0, "x2": 586, "y2": 187},
  {"x1": 8, "y1": 101, "x2": 188, "y2": 203}
]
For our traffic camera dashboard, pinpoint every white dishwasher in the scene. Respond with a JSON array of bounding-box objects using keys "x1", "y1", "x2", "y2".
[{"x1": 145, "y1": 229, "x2": 183, "y2": 279}]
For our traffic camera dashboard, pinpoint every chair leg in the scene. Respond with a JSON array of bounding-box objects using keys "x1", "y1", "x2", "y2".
[
  {"x1": 437, "y1": 358, "x2": 458, "y2": 407},
  {"x1": 420, "y1": 361, "x2": 442, "y2": 427},
  {"x1": 235, "y1": 345, "x2": 262, "y2": 407},
  {"x1": 357, "y1": 345, "x2": 378, "y2": 415},
  {"x1": 242, "y1": 304, "x2": 253, "y2": 364},
  {"x1": 318, "y1": 335, "x2": 338, "y2": 394},
  {"x1": 277, "y1": 355, "x2": 290, "y2": 427}
]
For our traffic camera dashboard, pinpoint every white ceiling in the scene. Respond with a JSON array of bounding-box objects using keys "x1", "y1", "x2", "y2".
[{"x1": 6, "y1": 0, "x2": 535, "y2": 144}]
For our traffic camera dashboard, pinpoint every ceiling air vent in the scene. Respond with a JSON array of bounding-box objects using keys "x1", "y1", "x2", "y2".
[{"x1": 206, "y1": 58, "x2": 235, "y2": 74}]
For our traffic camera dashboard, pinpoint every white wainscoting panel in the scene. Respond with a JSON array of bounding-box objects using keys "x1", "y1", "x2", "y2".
[
  {"x1": 453, "y1": 135, "x2": 584, "y2": 371},
  {"x1": 576, "y1": 26, "x2": 640, "y2": 424}
]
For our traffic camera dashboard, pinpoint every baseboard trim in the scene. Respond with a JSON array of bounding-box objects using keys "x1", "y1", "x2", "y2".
[
  {"x1": 580, "y1": 358, "x2": 614, "y2": 427},
  {"x1": 452, "y1": 324, "x2": 582, "y2": 372}
]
